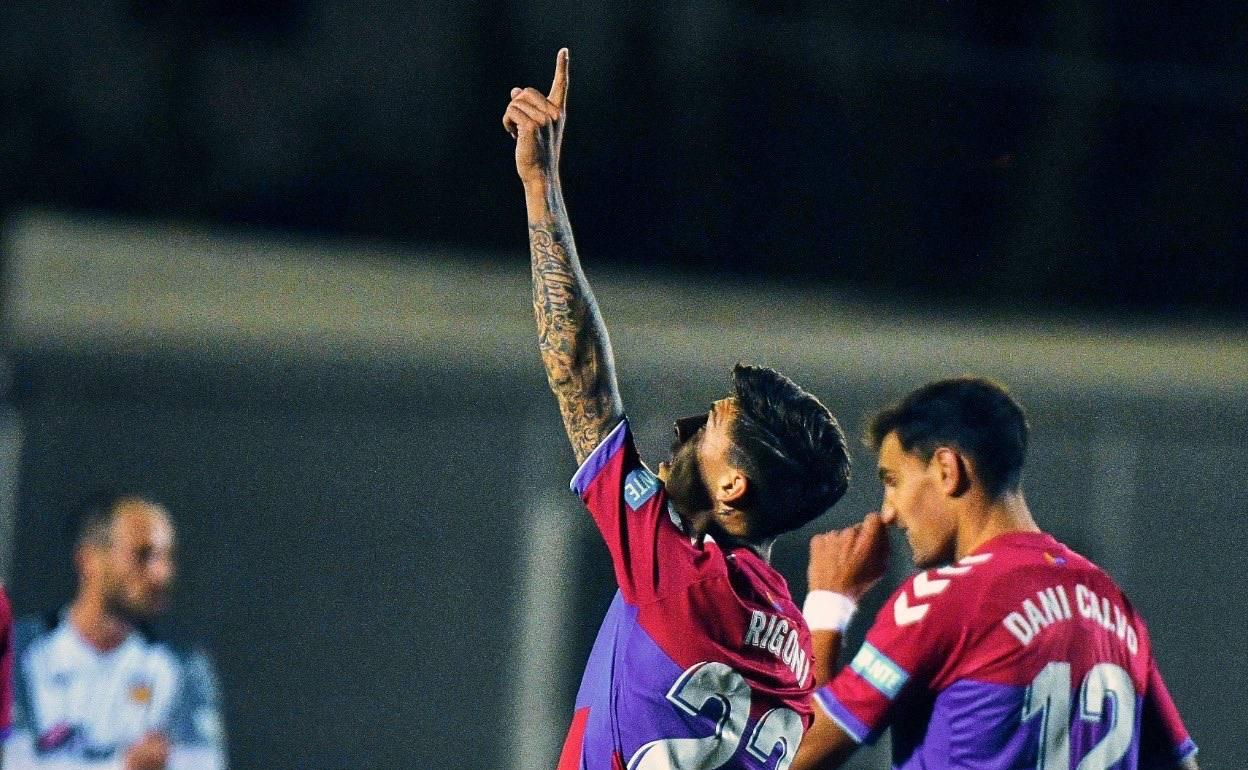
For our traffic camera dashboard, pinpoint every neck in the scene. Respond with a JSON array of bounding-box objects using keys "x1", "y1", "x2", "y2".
[
  {"x1": 68, "y1": 594, "x2": 132, "y2": 652},
  {"x1": 683, "y1": 508, "x2": 773, "y2": 562},
  {"x1": 739, "y1": 537, "x2": 774, "y2": 562},
  {"x1": 955, "y1": 490, "x2": 1039, "y2": 560}
]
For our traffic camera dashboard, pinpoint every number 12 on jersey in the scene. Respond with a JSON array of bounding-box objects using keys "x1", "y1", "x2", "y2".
[{"x1": 1024, "y1": 661, "x2": 1136, "y2": 770}]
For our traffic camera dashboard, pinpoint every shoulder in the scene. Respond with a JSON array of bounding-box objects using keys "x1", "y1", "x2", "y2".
[
  {"x1": 133, "y1": 626, "x2": 218, "y2": 674},
  {"x1": 13, "y1": 612, "x2": 59, "y2": 658}
]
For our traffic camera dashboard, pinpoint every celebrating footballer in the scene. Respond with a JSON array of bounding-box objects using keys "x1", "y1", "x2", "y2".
[{"x1": 505, "y1": 48, "x2": 855, "y2": 770}]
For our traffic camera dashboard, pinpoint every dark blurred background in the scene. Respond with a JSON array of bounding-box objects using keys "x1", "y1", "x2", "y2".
[
  {"x1": 0, "y1": 0, "x2": 1245, "y2": 313},
  {"x1": 0, "y1": 2, "x2": 1245, "y2": 769}
]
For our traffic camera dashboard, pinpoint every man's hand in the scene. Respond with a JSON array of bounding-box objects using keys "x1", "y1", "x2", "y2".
[
  {"x1": 124, "y1": 732, "x2": 170, "y2": 770},
  {"x1": 808, "y1": 512, "x2": 890, "y2": 601},
  {"x1": 503, "y1": 48, "x2": 569, "y2": 186}
]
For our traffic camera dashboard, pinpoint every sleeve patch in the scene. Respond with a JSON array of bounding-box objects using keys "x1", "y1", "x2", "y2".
[
  {"x1": 623, "y1": 468, "x2": 660, "y2": 510},
  {"x1": 849, "y1": 642, "x2": 909, "y2": 699}
]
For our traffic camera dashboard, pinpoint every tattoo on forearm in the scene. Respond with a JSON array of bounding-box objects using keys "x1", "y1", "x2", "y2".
[{"x1": 529, "y1": 220, "x2": 622, "y2": 464}]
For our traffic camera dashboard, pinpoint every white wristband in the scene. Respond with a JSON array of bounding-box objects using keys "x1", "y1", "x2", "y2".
[{"x1": 803, "y1": 590, "x2": 858, "y2": 632}]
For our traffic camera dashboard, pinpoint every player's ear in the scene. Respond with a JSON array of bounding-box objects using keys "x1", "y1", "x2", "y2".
[
  {"x1": 933, "y1": 447, "x2": 971, "y2": 497},
  {"x1": 715, "y1": 468, "x2": 748, "y2": 508},
  {"x1": 74, "y1": 543, "x2": 98, "y2": 581}
]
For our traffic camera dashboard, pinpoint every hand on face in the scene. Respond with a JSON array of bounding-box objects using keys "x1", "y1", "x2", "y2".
[{"x1": 807, "y1": 511, "x2": 890, "y2": 601}]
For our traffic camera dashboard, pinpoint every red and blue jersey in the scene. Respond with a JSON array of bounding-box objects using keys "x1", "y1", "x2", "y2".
[
  {"x1": 558, "y1": 419, "x2": 814, "y2": 770},
  {"x1": 816, "y1": 532, "x2": 1196, "y2": 770}
]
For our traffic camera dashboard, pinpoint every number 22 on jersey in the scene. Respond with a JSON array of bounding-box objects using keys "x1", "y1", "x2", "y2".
[{"x1": 628, "y1": 662, "x2": 805, "y2": 770}]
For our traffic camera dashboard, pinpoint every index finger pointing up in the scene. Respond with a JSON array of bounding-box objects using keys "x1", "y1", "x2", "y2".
[{"x1": 549, "y1": 48, "x2": 569, "y2": 109}]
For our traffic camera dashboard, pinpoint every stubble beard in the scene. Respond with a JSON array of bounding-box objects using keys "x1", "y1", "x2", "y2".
[
  {"x1": 665, "y1": 442, "x2": 714, "y2": 531},
  {"x1": 104, "y1": 586, "x2": 167, "y2": 627}
]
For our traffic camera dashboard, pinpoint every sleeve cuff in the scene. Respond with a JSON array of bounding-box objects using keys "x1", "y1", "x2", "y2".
[
  {"x1": 569, "y1": 418, "x2": 629, "y2": 497},
  {"x1": 1175, "y1": 739, "x2": 1198, "y2": 762},
  {"x1": 813, "y1": 686, "x2": 872, "y2": 745}
]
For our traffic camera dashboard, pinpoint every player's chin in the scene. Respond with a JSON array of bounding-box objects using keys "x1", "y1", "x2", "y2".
[{"x1": 909, "y1": 544, "x2": 940, "y2": 570}]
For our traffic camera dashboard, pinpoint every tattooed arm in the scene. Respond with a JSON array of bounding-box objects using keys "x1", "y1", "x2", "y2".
[{"x1": 504, "y1": 49, "x2": 624, "y2": 464}]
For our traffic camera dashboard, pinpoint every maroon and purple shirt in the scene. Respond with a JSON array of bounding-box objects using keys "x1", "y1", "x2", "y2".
[
  {"x1": 817, "y1": 532, "x2": 1196, "y2": 770},
  {"x1": 557, "y1": 419, "x2": 814, "y2": 770}
]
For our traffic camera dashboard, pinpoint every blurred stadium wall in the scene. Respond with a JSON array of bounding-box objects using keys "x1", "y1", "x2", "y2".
[{"x1": 2, "y1": 210, "x2": 1245, "y2": 769}]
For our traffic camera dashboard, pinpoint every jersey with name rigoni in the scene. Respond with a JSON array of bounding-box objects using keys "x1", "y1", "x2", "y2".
[
  {"x1": 815, "y1": 532, "x2": 1195, "y2": 770},
  {"x1": 557, "y1": 419, "x2": 814, "y2": 770}
]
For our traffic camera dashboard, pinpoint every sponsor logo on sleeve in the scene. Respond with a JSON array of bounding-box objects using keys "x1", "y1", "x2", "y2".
[
  {"x1": 624, "y1": 468, "x2": 659, "y2": 510},
  {"x1": 849, "y1": 643, "x2": 909, "y2": 699}
]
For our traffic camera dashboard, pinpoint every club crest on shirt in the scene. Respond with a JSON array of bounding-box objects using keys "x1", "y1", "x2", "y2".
[
  {"x1": 623, "y1": 468, "x2": 659, "y2": 510},
  {"x1": 129, "y1": 679, "x2": 154, "y2": 705}
]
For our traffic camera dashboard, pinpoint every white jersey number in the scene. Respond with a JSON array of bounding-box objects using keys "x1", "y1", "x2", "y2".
[
  {"x1": 628, "y1": 661, "x2": 804, "y2": 770},
  {"x1": 1024, "y1": 662, "x2": 1137, "y2": 770}
]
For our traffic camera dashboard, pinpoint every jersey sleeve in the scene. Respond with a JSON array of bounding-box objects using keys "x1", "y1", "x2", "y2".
[
  {"x1": 570, "y1": 418, "x2": 700, "y2": 602},
  {"x1": 6, "y1": 616, "x2": 44, "y2": 752},
  {"x1": 1138, "y1": 659, "x2": 1196, "y2": 769},
  {"x1": 813, "y1": 573, "x2": 960, "y2": 744},
  {"x1": 167, "y1": 647, "x2": 227, "y2": 769}
]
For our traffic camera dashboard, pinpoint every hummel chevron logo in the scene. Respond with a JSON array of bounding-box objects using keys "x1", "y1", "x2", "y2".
[
  {"x1": 936, "y1": 552, "x2": 993, "y2": 577},
  {"x1": 912, "y1": 571, "x2": 950, "y2": 598},
  {"x1": 896, "y1": 554, "x2": 994, "y2": 627},
  {"x1": 959, "y1": 553, "x2": 993, "y2": 565},
  {"x1": 894, "y1": 592, "x2": 929, "y2": 625}
]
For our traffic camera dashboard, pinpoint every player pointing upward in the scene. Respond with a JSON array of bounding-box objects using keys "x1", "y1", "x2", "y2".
[{"x1": 505, "y1": 50, "x2": 853, "y2": 770}]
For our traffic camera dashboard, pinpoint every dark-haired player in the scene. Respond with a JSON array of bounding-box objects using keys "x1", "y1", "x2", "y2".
[
  {"x1": 504, "y1": 50, "x2": 853, "y2": 770},
  {"x1": 792, "y1": 378, "x2": 1198, "y2": 770}
]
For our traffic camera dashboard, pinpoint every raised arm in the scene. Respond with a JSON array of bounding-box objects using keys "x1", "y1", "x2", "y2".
[{"x1": 504, "y1": 49, "x2": 623, "y2": 464}]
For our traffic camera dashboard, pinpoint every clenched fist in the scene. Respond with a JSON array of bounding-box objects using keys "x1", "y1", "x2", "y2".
[
  {"x1": 503, "y1": 48, "x2": 569, "y2": 186},
  {"x1": 808, "y1": 511, "x2": 890, "y2": 601}
]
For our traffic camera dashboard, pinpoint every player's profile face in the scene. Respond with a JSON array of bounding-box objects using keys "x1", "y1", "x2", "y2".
[
  {"x1": 877, "y1": 432, "x2": 956, "y2": 568},
  {"x1": 662, "y1": 398, "x2": 738, "y2": 527},
  {"x1": 102, "y1": 502, "x2": 177, "y2": 622}
]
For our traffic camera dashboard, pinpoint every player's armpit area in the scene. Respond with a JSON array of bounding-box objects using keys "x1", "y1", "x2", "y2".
[{"x1": 791, "y1": 707, "x2": 858, "y2": 770}]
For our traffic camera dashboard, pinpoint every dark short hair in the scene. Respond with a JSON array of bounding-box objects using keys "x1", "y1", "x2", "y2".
[
  {"x1": 729, "y1": 364, "x2": 851, "y2": 539},
  {"x1": 74, "y1": 491, "x2": 155, "y2": 547},
  {"x1": 867, "y1": 377, "x2": 1028, "y2": 499}
]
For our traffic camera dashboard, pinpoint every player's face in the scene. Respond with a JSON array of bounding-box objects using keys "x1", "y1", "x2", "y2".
[
  {"x1": 99, "y1": 502, "x2": 177, "y2": 623},
  {"x1": 661, "y1": 398, "x2": 738, "y2": 525},
  {"x1": 877, "y1": 432, "x2": 957, "y2": 568}
]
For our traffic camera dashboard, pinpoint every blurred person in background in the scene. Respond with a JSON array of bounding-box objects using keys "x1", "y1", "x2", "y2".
[
  {"x1": 791, "y1": 378, "x2": 1198, "y2": 770},
  {"x1": 5, "y1": 494, "x2": 225, "y2": 769}
]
